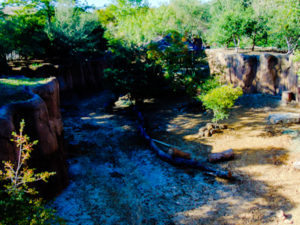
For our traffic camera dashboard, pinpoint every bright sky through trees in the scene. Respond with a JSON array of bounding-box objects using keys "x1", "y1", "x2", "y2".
[{"x1": 83, "y1": 0, "x2": 170, "y2": 7}]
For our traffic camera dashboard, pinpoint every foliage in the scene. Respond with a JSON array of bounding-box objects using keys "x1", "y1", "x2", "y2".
[
  {"x1": 207, "y1": 0, "x2": 299, "y2": 52},
  {"x1": 98, "y1": 0, "x2": 210, "y2": 46},
  {"x1": 0, "y1": 0, "x2": 106, "y2": 61},
  {"x1": 103, "y1": 40, "x2": 164, "y2": 102},
  {"x1": 198, "y1": 75, "x2": 221, "y2": 95},
  {"x1": 293, "y1": 50, "x2": 300, "y2": 76},
  {"x1": 207, "y1": 1, "x2": 249, "y2": 51},
  {"x1": 147, "y1": 31, "x2": 209, "y2": 96},
  {"x1": 243, "y1": 7, "x2": 268, "y2": 51},
  {"x1": 200, "y1": 85, "x2": 243, "y2": 123},
  {"x1": 0, "y1": 120, "x2": 61, "y2": 225},
  {"x1": 0, "y1": 0, "x2": 56, "y2": 58},
  {"x1": 269, "y1": 0, "x2": 300, "y2": 54},
  {"x1": 168, "y1": 0, "x2": 210, "y2": 38},
  {"x1": 98, "y1": 0, "x2": 163, "y2": 46},
  {"x1": 46, "y1": 0, "x2": 106, "y2": 57}
]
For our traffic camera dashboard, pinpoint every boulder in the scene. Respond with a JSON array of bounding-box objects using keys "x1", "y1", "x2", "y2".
[
  {"x1": 198, "y1": 124, "x2": 227, "y2": 137},
  {"x1": 293, "y1": 161, "x2": 300, "y2": 170},
  {"x1": 218, "y1": 124, "x2": 228, "y2": 129},
  {"x1": 210, "y1": 129, "x2": 217, "y2": 135},
  {"x1": 267, "y1": 113, "x2": 300, "y2": 124},
  {"x1": 204, "y1": 130, "x2": 211, "y2": 137},
  {"x1": 206, "y1": 123, "x2": 214, "y2": 130}
]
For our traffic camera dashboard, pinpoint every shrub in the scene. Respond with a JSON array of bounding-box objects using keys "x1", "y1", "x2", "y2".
[
  {"x1": 200, "y1": 85, "x2": 243, "y2": 123},
  {"x1": 0, "y1": 120, "x2": 61, "y2": 224},
  {"x1": 199, "y1": 75, "x2": 221, "y2": 95}
]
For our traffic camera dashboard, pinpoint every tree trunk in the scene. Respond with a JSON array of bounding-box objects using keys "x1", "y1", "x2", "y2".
[
  {"x1": 233, "y1": 37, "x2": 238, "y2": 53},
  {"x1": 286, "y1": 37, "x2": 292, "y2": 55},
  {"x1": 285, "y1": 36, "x2": 298, "y2": 55},
  {"x1": 251, "y1": 34, "x2": 256, "y2": 51},
  {"x1": 0, "y1": 54, "x2": 9, "y2": 74}
]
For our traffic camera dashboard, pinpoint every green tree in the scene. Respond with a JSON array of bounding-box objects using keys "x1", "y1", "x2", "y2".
[
  {"x1": 98, "y1": 0, "x2": 210, "y2": 46},
  {"x1": 168, "y1": 0, "x2": 210, "y2": 38},
  {"x1": 207, "y1": 0, "x2": 247, "y2": 51},
  {"x1": 46, "y1": 0, "x2": 106, "y2": 57},
  {"x1": 243, "y1": 8, "x2": 268, "y2": 51},
  {"x1": 270, "y1": 0, "x2": 299, "y2": 54},
  {"x1": 0, "y1": 0, "x2": 56, "y2": 58}
]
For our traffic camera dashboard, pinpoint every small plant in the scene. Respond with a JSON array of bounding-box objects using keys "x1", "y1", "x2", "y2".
[
  {"x1": 0, "y1": 119, "x2": 61, "y2": 224},
  {"x1": 200, "y1": 85, "x2": 243, "y2": 123}
]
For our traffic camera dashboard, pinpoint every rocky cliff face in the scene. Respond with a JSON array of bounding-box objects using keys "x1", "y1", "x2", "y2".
[
  {"x1": 206, "y1": 49, "x2": 298, "y2": 95},
  {"x1": 0, "y1": 78, "x2": 68, "y2": 197}
]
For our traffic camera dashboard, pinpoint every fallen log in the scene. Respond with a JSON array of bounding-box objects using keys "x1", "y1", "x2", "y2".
[
  {"x1": 168, "y1": 147, "x2": 192, "y2": 160},
  {"x1": 138, "y1": 125, "x2": 231, "y2": 179},
  {"x1": 152, "y1": 139, "x2": 191, "y2": 159},
  {"x1": 152, "y1": 138, "x2": 178, "y2": 149},
  {"x1": 208, "y1": 149, "x2": 234, "y2": 163},
  {"x1": 134, "y1": 107, "x2": 232, "y2": 179}
]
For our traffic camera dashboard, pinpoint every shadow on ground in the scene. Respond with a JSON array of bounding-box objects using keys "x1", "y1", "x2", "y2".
[{"x1": 52, "y1": 91, "x2": 294, "y2": 225}]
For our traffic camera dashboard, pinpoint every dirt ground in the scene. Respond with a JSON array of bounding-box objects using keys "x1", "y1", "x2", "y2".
[
  {"x1": 52, "y1": 92, "x2": 300, "y2": 225},
  {"x1": 146, "y1": 94, "x2": 300, "y2": 225}
]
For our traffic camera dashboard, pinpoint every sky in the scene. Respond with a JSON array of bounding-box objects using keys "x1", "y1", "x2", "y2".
[{"x1": 82, "y1": 0, "x2": 170, "y2": 8}]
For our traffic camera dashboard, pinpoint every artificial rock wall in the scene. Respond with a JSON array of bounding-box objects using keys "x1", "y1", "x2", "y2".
[
  {"x1": 9, "y1": 57, "x2": 108, "y2": 92},
  {"x1": 0, "y1": 78, "x2": 68, "y2": 197},
  {"x1": 205, "y1": 49, "x2": 298, "y2": 95}
]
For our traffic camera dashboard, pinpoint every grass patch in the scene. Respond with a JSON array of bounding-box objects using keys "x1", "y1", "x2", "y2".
[
  {"x1": 0, "y1": 77, "x2": 51, "y2": 86},
  {"x1": 0, "y1": 77, "x2": 51, "y2": 108}
]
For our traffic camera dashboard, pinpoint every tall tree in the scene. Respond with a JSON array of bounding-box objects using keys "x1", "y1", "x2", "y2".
[
  {"x1": 271, "y1": 0, "x2": 299, "y2": 54},
  {"x1": 208, "y1": 0, "x2": 246, "y2": 51},
  {"x1": 168, "y1": 0, "x2": 210, "y2": 38},
  {"x1": 0, "y1": 0, "x2": 56, "y2": 58},
  {"x1": 46, "y1": 0, "x2": 106, "y2": 57},
  {"x1": 243, "y1": 7, "x2": 268, "y2": 51}
]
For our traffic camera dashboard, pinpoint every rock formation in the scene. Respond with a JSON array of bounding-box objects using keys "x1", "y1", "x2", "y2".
[
  {"x1": 206, "y1": 49, "x2": 298, "y2": 96},
  {"x1": 0, "y1": 78, "x2": 68, "y2": 198},
  {"x1": 9, "y1": 57, "x2": 108, "y2": 92}
]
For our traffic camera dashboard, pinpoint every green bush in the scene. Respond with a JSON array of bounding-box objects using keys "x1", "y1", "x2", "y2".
[
  {"x1": 198, "y1": 75, "x2": 221, "y2": 95},
  {"x1": 0, "y1": 120, "x2": 62, "y2": 225},
  {"x1": 200, "y1": 85, "x2": 243, "y2": 123}
]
